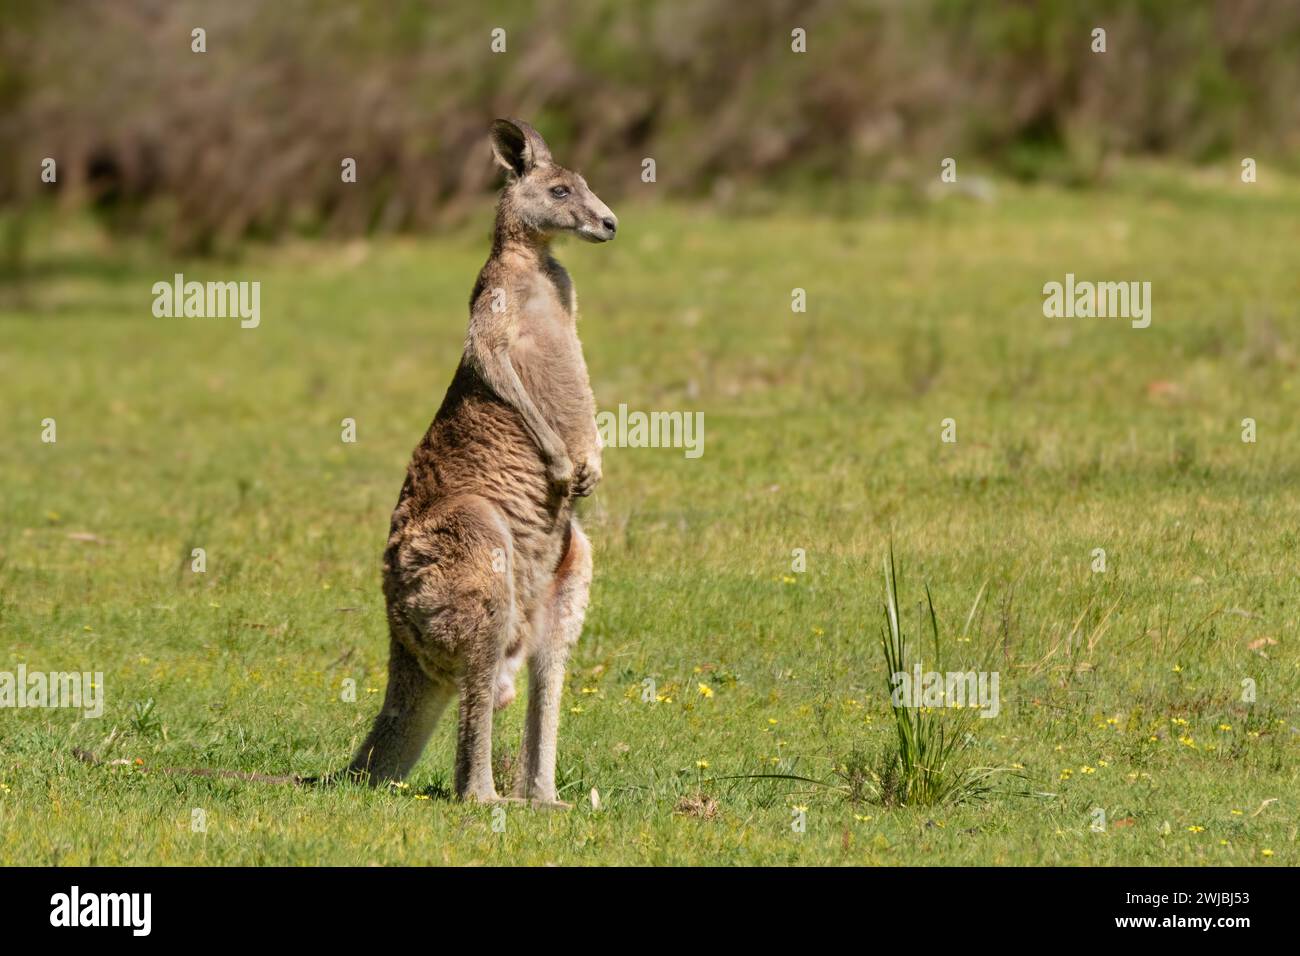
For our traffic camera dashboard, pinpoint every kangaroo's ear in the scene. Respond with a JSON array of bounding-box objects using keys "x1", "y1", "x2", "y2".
[{"x1": 490, "y1": 118, "x2": 551, "y2": 177}]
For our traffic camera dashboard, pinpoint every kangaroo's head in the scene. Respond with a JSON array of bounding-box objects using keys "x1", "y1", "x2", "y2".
[{"x1": 490, "y1": 118, "x2": 617, "y2": 243}]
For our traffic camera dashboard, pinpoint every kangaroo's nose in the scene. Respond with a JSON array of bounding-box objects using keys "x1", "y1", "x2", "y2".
[{"x1": 601, "y1": 216, "x2": 617, "y2": 236}]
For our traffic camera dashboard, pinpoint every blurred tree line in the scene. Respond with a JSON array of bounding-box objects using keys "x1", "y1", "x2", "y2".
[{"x1": 1, "y1": 0, "x2": 1297, "y2": 252}]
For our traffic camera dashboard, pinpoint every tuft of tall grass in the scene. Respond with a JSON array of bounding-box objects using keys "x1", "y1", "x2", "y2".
[
  {"x1": 725, "y1": 551, "x2": 1018, "y2": 809},
  {"x1": 874, "y1": 548, "x2": 1006, "y2": 807}
]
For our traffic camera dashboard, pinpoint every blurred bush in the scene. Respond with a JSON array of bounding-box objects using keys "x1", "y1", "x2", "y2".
[{"x1": 1, "y1": 0, "x2": 1297, "y2": 251}]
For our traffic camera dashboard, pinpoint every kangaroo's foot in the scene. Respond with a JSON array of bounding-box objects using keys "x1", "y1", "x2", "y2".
[
  {"x1": 527, "y1": 798, "x2": 573, "y2": 811},
  {"x1": 476, "y1": 794, "x2": 529, "y2": 805}
]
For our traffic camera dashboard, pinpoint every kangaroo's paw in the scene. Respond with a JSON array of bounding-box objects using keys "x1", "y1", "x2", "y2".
[{"x1": 493, "y1": 671, "x2": 517, "y2": 711}]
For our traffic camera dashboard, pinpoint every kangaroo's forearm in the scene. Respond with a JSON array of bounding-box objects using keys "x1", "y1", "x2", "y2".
[{"x1": 470, "y1": 345, "x2": 570, "y2": 465}]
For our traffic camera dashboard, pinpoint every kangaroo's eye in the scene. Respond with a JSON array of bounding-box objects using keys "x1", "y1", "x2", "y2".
[{"x1": 550, "y1": 186, "x2": 570, "y2": 199}]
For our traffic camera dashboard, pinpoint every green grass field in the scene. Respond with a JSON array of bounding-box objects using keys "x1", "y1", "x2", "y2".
[{"x1": 1, "y1": 165, "x2": 1297, "y2": 865}]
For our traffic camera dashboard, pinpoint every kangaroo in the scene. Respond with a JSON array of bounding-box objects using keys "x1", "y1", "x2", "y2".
[
  {"x1": 72, "y1": 122, "x2": 612, "y2": 802},
  {"x1": 344, "y1": 119, "x2": 617, "y2": 806}
]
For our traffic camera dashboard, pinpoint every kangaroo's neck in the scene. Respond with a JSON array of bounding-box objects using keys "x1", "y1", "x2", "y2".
[
  {"x1": 491, "y1": 208, "x2": 554, "y2": 272},
  {"x1": 488, "y1": 207, "x2": 574, "y2": 316}
]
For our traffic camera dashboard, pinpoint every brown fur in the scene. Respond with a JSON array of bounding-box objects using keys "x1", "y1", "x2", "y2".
[{"x1": 346, "y1": 120, "x2": 616, "y2": 805}]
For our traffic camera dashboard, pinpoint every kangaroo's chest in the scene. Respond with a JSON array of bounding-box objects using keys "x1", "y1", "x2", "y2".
[{"x1": 510, "y1": 274, "x2": 594, "y2": 430}]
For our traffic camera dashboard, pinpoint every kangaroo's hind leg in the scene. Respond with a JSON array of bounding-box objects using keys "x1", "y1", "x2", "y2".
[
  {"x1": 354, "y1": 495, "x2": 516, "y2": 801},
  {"x1": 410, "y1": 497, "x2": 515, "y2": 802},
  {"x1": 515, "y1": 521, "x2": 592, "y2": 806}
]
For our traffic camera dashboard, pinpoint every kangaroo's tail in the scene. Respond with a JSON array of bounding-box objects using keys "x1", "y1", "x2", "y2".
[{"x1": 72, "y1": 747, "x2": 317, "y2": 786}]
